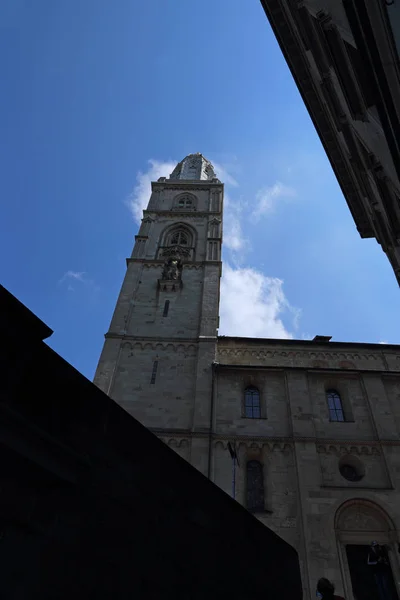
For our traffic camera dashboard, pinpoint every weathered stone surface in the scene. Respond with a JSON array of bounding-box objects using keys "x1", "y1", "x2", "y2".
[{"x1": 94, "y1": 157, "x2": 400, "y2": 600}]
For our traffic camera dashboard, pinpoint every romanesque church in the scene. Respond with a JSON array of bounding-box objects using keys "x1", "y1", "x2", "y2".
[{"x1": 94, "y1": 153, "x2": 400, "y2": 600}]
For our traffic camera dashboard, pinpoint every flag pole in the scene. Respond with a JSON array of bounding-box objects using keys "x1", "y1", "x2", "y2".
[{"x1": 227, "y1": 441, "x2": 239, "y2": 500}]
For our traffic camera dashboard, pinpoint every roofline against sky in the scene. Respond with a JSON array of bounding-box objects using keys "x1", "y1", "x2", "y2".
[{"x1": 217, "y1": 336, "x2": 400, "y2": 350}]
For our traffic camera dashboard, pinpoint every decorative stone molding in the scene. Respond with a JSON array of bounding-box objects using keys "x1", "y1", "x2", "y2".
[
  {"x1": 215, "y1": 348, "x2": 400, "y2": 373},
  {"x1": 145, "y1": 210, "x2": 221, "y2": 218},
  {"x1": 119, "y1": 341, "x2": 197, "y2": 355},
  {"x1": 145, "y1": 429, "x2": 400, "y2": 448},
  {"x1": 335, "y1": 499, "x2": 395, "y2": 533},
  {"x1": 158, "y1": 280, "x2": 182, "y2": 292},
  {"x1": 162, "y1": 437, "x2": 190, "y2": 449},
  {"x1": 140, "y1": 263, "x2": 203, "y2": 270},
  {"x1": 317, "y1": 443, "x2": 380, "y2": 456},
  {"x1": 213, "y1": 439, "x2": 292, "y2": 453},
  {"x1": 161, "y1": 245, "x2": 192, "y2": 259},
  {"x1": 217, "y1": 348, "x2": 383, "y2": 362}
]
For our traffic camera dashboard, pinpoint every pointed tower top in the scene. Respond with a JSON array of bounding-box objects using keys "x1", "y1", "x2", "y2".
[{"x1": 169, "y1": 153, "x2": 219, "y2": 181}]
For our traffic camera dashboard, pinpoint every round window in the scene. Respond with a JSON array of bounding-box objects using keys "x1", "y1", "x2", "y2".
[{"x1": 338, "y1": 455, "x2": 365, "y2": 482}]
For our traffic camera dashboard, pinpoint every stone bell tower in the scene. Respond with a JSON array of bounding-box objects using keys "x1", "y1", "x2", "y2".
[{"x1": 94, "y1": 153, "x2": 223, "y2": 474}]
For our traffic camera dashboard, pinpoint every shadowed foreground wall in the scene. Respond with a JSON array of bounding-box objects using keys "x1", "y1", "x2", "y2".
[{"x1": 0, "y1": 285, "x2": 301, "y2": 600}]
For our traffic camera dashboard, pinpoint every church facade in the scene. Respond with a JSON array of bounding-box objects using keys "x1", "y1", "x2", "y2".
[{"x1": 94, "y1": 153, "x2": 400, "y2": 600}]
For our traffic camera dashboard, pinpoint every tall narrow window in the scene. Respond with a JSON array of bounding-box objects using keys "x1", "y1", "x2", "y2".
[
  {"x1": 244, "y1": 386, "x2": 261, "y2": 418},
  {"x1": 150, "y1": 360, "x2": 158, "y2": 384},
  {"x1": 163, "y1": 300, "x2": 170, "y2": 317},
  {"x1": 246, "y1": 461, "x2": 265, "y2": 513},
  {"x1": 327, "y1": 389, "x2": 345, "y2": 422}
]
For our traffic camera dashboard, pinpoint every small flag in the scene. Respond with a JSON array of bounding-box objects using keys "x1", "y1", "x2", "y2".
[{"x1": 227, "y1": 442, "x2": 239, "y2": 466}]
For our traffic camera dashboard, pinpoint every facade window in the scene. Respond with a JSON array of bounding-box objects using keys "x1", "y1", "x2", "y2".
[
  {"x1": 174, "y1": 194, "x2": 196, "y2": 210},
  {"x1": 244, "y1": 386, "x2": 261, "y2": 418},
  {"x1": 327, "y1": 389, "x2": 345, "y2": 422},
  {"x1": 209, "y1": 220, "x2": 220, "y2": 238},
  {"x1": 322, "y1": 25, "x2": 365, "y2": 118},
  {"x1": 170, "y1": 230, "x2": 189, "y2": 246},
  {"x1": 246, "y1": 461, "x2": 265, "y2": 512},
  {"x1": 340, "y1": 464, "x2": 361, "y2": 482},
  {"x1": 178, "y1": 197, "x2": 192, "y2": 208},
  {"x1": 338, "y1": 455, "x2": 365, "y2": 482},
  {"x1": 150, "y1": 360, "x2": 158, "y2": 384},
  {"x1": 160, "y1": 226, "x2": 193, "y2": 260},
  {"x1": 344, "y1": 41, "x2": 375, "y2": 108},
  {"x1": 163, "y1": 300, "x2": 170, "y2": 317}
]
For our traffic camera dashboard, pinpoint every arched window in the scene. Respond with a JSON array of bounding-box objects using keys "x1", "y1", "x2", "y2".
[
  {"x1": 209, "y1": 219, "x2": 220, "y2": 238},
  {"x1": 244, "y1": 386, "x2": 261, "y2": 418},
  {"x1": 178, "y1": 197, "x2": 192, "y2": 208},
  {"x1": 169, "y1": 230, "x2": 189, "y2": 246},
  {"x1": 160, "y1": 225, "x2": 194, "y2": 260},
  {"x1": 246, "y1": 461, "x2": 264, "y2": 512},
  {"x1": 327, "y1": 389, "x2": 345, "y2": 422},
  {"x1": 173, "y1": 194, "x2": 196, "y2": 211}
]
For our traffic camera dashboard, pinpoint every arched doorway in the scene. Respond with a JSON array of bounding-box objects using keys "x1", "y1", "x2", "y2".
[{"x1": 335, "y1": 499, "x2": 399, "y2": 600}]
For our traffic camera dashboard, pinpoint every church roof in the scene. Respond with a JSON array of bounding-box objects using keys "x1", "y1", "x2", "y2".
[{"x1": 169, "y1": 153, "x2": 219, "y2": 181}]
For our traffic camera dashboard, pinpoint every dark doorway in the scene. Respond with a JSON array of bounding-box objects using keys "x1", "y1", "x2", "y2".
[{"x1": 346, "y1": 545, "x2": 398, "y2": 600}]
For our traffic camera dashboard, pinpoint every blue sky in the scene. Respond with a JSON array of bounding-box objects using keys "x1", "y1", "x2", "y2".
[{"x1": 1, "y1": 0, "x2": 400, "y2": 381}]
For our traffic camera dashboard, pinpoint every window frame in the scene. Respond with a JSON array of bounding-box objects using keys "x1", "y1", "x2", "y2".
[
  {"x1": 150, "y1": 360, "x2": 158, "y2": 385},
  {"x1": 169, "y1": 230, "x2": 189, "y2": 247},
  {"x1": 244, "y1": 386, "x2": 262, "y2": 419},
  {"x1": 246, "y1": 460, "x2": 265, "y2": 513},
  {"x1": 326, "y1": 389, "x2": 345, "y2": 422},
  {"x1": 173, "y1": 193, "x2": 197, "y2": 211},
  {"x1": 163, "y1": 300, "x2": 170, "y2": 317}
]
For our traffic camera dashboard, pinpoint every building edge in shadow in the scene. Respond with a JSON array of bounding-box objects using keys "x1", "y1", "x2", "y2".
[
  {"x1": 0, "y1": 284, "x2": 301, "y2": 599},
  {"x1": 260, "y1": 0, "x2": 400, "y2": 285}
]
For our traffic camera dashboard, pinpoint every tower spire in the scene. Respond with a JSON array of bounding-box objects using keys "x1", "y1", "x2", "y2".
[{"x1": 169, "y1": 153, "x2": 219, "y2": 181}]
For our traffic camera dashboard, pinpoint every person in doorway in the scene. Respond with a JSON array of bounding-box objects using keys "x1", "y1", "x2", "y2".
[
  {"x1": 316, "y1": 577, "x2": 345, "y2": 600},
  {"x1": 367, "y1": 541, "x2": 392, "y2": 600}
]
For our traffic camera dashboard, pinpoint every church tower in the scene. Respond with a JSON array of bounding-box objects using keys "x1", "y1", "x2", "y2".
[{"x1": 94, "y1": 153, "x2": 223, "y2": 474}]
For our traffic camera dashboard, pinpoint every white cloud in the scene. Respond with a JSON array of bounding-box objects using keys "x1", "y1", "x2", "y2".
[
  {"x1": 301, "y1": 332, "x2": 314, "y2": 341},
  {"x1": 128, "y1": 158, "x2": 247, "y2": 254},
  {"x1": 125, "y1": 160, "x2": 301, "y2": 339},
  {"x1": 59, "y1": 270, "x2": 98, "y2": 292},
  {"x1": 219, "y1": 264, "x2": 299, "y2": 338},
  {"x1": 59, "y1": 270, "x2": 86, "y2": 284},
  {"x1": 378, "y1": 340, "x2": 388, "y2": 345},
  {"x1": 251, "y1": 182, "x2": 296, "y2": 221},
  {"x1": 127, "y1": 159, "x2": 177, "y2": 224},
  {"x1": 212, "y1": 161, "x2": 239, "y2": 187},
  {"x1": 223, "y1": 193, "x2": 247, "y2": 253}
]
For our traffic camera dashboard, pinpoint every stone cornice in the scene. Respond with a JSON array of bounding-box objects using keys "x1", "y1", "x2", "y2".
[
  {"x1": 215, "y1": 362, "x2": 400, "y2": 375},
  {"x1": 126, "y1": 259, "x2": 221, "y2": 267},
  {"x1": 142, "y1": 210, "x2": 222, "y2": 218},
  {"x1": 316, "y1": 443, "x2": 380, "y2": 456},
  {"x1": 149, "y1": 429, "x2": 400, "y2": 448},
  {"x1": 105, "y1": 333, "x2": 198, "y2": 344},
  {"x1": 217, "y1": 335, "x2": 400, "y2": 352},
  {"x1": 151, "y1": 181, "x2": 223, "y2": 191}
]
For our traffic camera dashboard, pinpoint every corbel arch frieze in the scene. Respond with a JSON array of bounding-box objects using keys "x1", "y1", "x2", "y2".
[
  {"x1": 121, "y1": 341, "x2": 197, "y2": 357},
  {"x1": 212, "y1": 439, "x2": 292, "y2": 453},
  {"x1": 142, "y1": 263, "x2": 163, "y2": 270},
  {"x1": 165, "y1": 437, "x2": 190, "y2": 449},
  {"x1": 182, "y1": 264, "x2": 203, "y2": 270},
  {"x1": 316, "y1": 443, "x2": 380, "y2": 456},
  {"x1": 216, "y1": 347, "x2": 384, "y2": 364}
]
